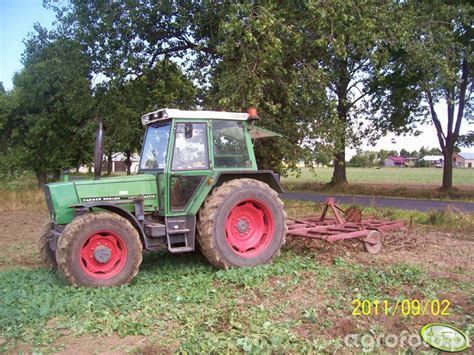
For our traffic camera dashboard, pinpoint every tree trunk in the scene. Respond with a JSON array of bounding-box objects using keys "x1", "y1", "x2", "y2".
[
  {"x1": 331, "y1": 149, "x2": 348, "y2": 185},
  {"x1": 125, "y1": 151, "x2": 132, "y2": 175},
  {"x1": 107, "y1": 152, "x2": 113, "y2": 176},
  {"x1": 53, "y1": 170, "x2": 61, "y2": 181},
  {"x1": 441, "y1": 147, "x2": 454, "y2": 190},
  {"x1": 330, "y1": 59, "x2": 350, "y2": 186},
  {"x1": 35, "y1": 171, "x2": 48, "y2": 188}
]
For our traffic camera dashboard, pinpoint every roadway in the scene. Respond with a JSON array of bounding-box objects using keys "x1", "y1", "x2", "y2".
[{"x1": 280, "y1": 192, "x2": 474, "y2": 213}]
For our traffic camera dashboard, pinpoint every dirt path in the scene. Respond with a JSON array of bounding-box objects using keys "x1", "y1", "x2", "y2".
[{"x1": 0, "y1": 210, "x2": 49, "y2": 269}]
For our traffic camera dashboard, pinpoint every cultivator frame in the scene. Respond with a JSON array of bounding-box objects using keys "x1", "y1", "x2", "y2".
[{"x1": 286, "y1": 198, "x2": 405, "y2": 254}]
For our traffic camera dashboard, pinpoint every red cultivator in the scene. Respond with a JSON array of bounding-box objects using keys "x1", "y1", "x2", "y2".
[{"x1": 286, "y1": 198, "x2": 405, "y2": 254}]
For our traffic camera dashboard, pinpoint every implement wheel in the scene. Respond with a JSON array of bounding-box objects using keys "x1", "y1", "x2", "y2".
[
  {"x1": 197, "y1": 178, "x2": 287, "y2": 269},
  {"x1": 38, "y1": 220, "x2": 57, "y2": 268},
  {"x1": 56, "y1": 212, "x2": 142, "y2": 287},
  {"x1": 363, "y1": 231, "x2": 382, "y2": 254}
]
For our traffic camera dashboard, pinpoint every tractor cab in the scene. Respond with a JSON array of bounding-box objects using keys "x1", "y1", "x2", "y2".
[{"x1": 139, "y1": 109, "x2": 258, "y2": 216}]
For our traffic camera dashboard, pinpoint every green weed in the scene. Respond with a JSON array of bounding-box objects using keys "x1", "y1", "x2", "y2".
[{"x1": 0, "y1": 251, "x2": 333, "y2": 352}]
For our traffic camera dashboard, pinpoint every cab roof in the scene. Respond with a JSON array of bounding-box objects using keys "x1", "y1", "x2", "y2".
[{"x1": 141, "y1": 108, "x2": 249, "y2": 126}]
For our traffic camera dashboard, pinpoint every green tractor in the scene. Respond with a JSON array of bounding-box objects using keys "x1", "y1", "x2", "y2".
[{"x1": 40, "y1": 108, "x2": 287, "y2": 287}]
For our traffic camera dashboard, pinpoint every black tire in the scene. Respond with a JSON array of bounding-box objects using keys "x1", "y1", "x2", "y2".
[
  {"x1": 38, "y1": 220, "x2": 57, "y2": 268},
  {"x1": 197, "y1": 178, "x2": 287, "y2": 269},
  {"x1": 56, "y1": 212, "x2": 142, "y2": 287}
]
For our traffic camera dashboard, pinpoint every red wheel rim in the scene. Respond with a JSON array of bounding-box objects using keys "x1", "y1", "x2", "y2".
[
  {"x1": 225, "y1": 198, "x2": 275, "y2": 258},
  {"x1": 79, "y1": 230, "x2": 127, "y2": 279}
]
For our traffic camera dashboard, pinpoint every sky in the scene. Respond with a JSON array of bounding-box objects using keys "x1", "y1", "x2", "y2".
[
  {"x1": 0, "y1": 0, "x2": 57, "y2": 90},
  {"x1": 0, "y1": 1, "x2": 472, "y2": 156}
]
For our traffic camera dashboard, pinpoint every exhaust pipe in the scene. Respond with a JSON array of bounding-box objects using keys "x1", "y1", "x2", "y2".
[{"x1": 94, "y1": 118, "x2": 104, "y2": 180}]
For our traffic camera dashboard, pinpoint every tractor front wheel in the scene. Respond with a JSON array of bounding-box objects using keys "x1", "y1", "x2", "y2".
[
  {"x1": 56, "y1": 212, "x2": 142, "y2": 287},
  {"x1": 38, "y1": 220, "x2": 57, "y2": 268},
  {"x1": 197, "y1": 178, "x2": 287, "y2": 269}
]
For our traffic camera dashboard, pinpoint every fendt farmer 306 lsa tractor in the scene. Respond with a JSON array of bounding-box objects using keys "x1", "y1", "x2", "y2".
[{"x1": 41, "y1": 108, "x2": 287, "y2": 287}]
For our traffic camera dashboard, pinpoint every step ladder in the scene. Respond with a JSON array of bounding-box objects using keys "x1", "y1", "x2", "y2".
[{"x1": 165, "y1": 217, "x2": 195, "y2": 253}]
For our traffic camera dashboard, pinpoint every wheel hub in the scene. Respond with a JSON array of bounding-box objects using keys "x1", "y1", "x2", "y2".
[
  {"x1": 236, "y1": 219, "x2": 250, "y2": 233},
  {"x1": 225, "y1": 198, "x2": 275, "y2": 257},
  {"x1": 80, "y1": 230, "x2": 127, "y2": 280},
  {"x1": 94, "y1": 245, "x2": 112, "y2": 263}
]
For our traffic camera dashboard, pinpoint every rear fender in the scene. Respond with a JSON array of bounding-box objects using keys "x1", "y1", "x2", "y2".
[{"x1": 213, "y1": 170, "x2": 284, "y2": 193}]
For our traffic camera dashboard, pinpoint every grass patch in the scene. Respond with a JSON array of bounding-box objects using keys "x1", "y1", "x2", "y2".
[
  {"x1": 284, "y1": 167, "x2": 474, "y2": 186},
  {"x1": 0, "y1": 251, "x2": 334, "y2": 353},
  {"x1": 332, "y1": 259, "x2": 446, "y2": 300},
  {"x1": 0, "y1": 189, "x2": 45, "y2": 212},
  {"x1": 0, "y1": 173, "x2": 39, "y2": 191}
]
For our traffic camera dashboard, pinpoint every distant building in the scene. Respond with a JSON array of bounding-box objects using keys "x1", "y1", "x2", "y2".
[
  {"x1": 384, "y1": 156, "x2": 406, "y2": 167},
  {"x1": 76, "y1": 153, "x2": 140, "y2": 174},
  {"x1": 404, "y1": 157, "x2": 418, "y2": 167},
  {"x1": 421, "y1": 155, "x2": 444, "y2": 167},
  {"x1": 453, "y1": 152, "x2": 474, "y2": 168}
]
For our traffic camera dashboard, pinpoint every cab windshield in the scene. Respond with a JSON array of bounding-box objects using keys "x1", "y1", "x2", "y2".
[{"x1": 140, "y1": 123, "x2": 171, "y2": 170}]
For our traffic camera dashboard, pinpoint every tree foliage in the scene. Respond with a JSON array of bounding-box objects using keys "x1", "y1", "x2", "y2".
[
  {"x1": 98, "y1": 60, "x2": 196, "y2": 175},
  {"x1": 3, "y1": 0, "x2": 471, "y2": 189},
  {"x1": 373, "y1": 0, "x2": 473, "y2": 189},
  {"x1": 0, "y1": 27, "x2": 94, "y2": 186}
]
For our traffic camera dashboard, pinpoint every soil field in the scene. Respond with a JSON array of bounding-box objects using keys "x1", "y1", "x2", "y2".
[{"x1": 0, "y1": 209, "x2": 472, "y2": 353}]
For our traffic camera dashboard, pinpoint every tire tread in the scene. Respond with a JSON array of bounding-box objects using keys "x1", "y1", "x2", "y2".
[{"x1": 197, "y1": 178, "x2": 287, "y2": 269}]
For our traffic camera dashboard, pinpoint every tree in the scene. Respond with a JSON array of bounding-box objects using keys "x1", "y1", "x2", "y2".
[
  {"x1": 47, "y1": 1, "x2": 202, "y2": 175},
  {"x1": 201, "y1": 2, "x2": 311, "y2": 174},
  {"x1": 49, "y1": 0, "x2": 461, "y2": 185},
  {"x1": 45, "y1": 0, "x2": 220, "y2": 81},
  {"x1": 410, "y1": 150, "x2": 419, "y2": 158},
  {"x1": 400, "y1": 148, "x2": 410, "y2": 157},
  {"x1": 1, "y1": 27, "x2": 94, "y2": 186},
  {"x1": 48, "y1": 1, "x2": 399, "y2": 179},
  {"x1": 375, "y1": 0, "x2": 473, "y2": 189},
  {"x1": 348, "y1": 150, "x2": 378, "y2": 167},
  {"x1": 97, "y1": 60, "x2": 196, "y2": 175},
  {"x1": 294, "y1": 0, "x2": 411, "y2": 185},
  {"x1": 459, "y1": 131, "x2": 474, "y2": 147}
]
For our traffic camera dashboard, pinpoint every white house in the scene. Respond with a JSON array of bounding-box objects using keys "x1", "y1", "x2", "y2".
[
  {"x1": 454, "y1": 152, "x2": 474, "y2": 168},
  {"x1": 421, "y1": 155, "x2": 444, "y2": 167},
  {"x1": 76, "y1": 153, "x2": 140, "y2": 174},
  {"x1": 107, "y1": 153, "x2": 140, "y2": 173},
  {"x1": 384, "y1": 156, "x2": 406, "y2": 167}
]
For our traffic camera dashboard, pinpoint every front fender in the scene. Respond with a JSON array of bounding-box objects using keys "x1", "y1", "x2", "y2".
[{"x1": 71, "y1": 202, "x2": 146, "y2": 244}]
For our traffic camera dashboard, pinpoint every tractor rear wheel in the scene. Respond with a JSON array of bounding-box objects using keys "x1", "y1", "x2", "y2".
[
  {"x1": 38, "y1": 220, "x2": 57, "y2": 268},
  {"x1": 56, "y1": 212, "x2": 142, "y2": 287},
  {"x1": 197, "y1": 178, "x2": 287, "y2": 269}
]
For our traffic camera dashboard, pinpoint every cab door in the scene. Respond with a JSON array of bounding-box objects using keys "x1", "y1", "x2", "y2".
[{"x1": 166, "y1": 121, "x2": 212, "y2": 215}]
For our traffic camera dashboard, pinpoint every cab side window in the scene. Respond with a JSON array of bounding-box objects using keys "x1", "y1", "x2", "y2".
[
  {"x1": 212, "y1": 121, "x2": 250, "y2": 168},
  {"x1": 171, "y1": 123, "x2": 209, "y2": 171}
]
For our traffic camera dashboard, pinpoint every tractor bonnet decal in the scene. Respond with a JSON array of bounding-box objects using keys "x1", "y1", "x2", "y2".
[{"x1": 82, "y1": 194, "x2": 156, "y2": 202}]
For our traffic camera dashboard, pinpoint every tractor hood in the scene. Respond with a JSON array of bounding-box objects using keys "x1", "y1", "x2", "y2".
[{"x1": 45, "y1": 174, "x2": 158, "y2": 224}]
